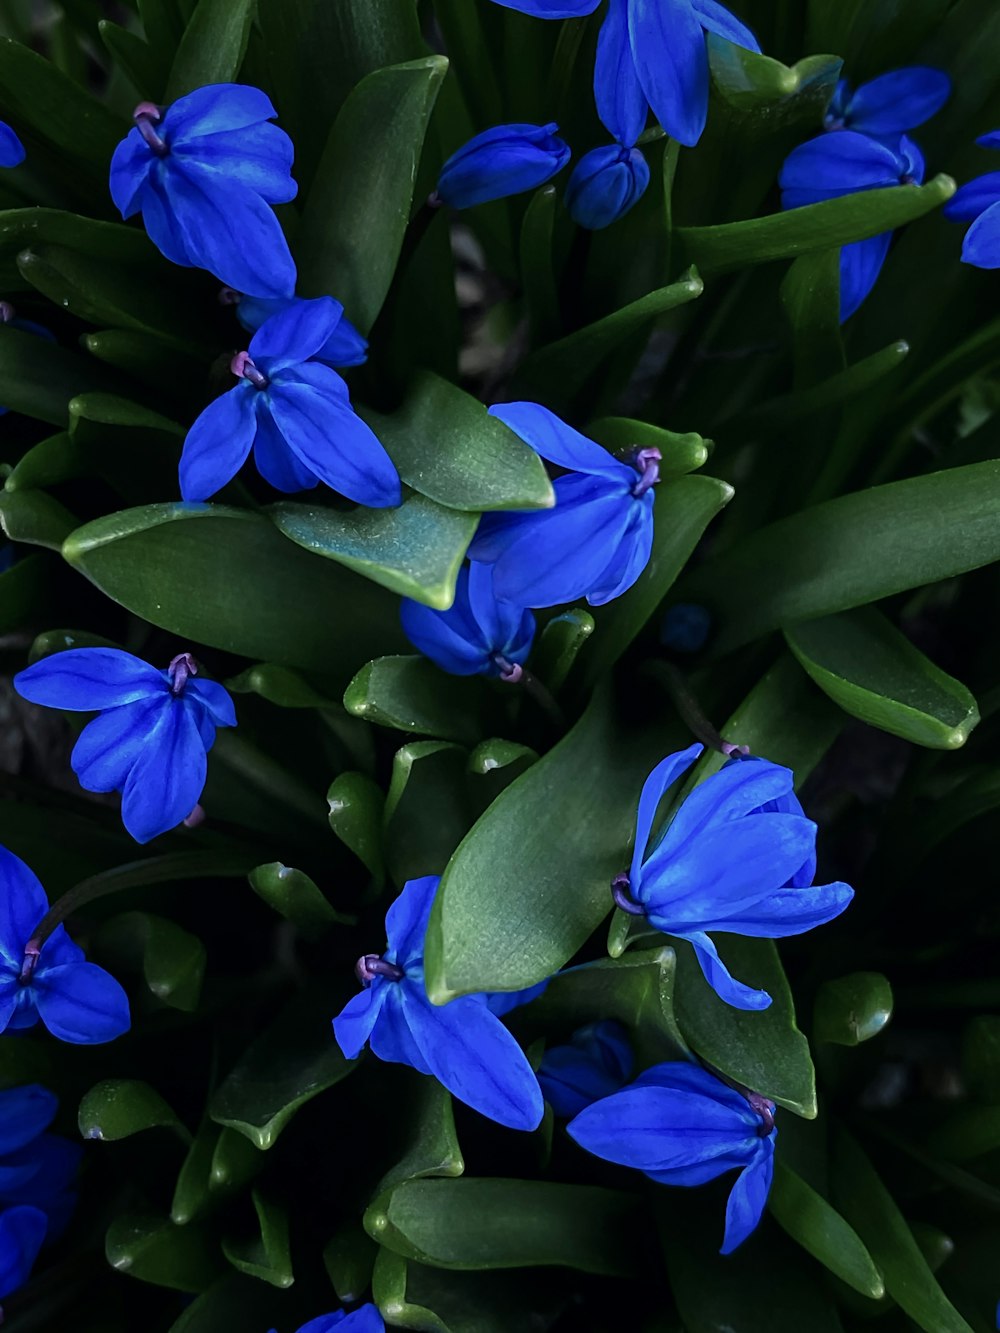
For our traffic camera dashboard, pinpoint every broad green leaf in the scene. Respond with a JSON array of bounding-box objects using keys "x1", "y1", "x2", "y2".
[
  {"x1": 373, "y1": 1248, "x2": 559, "y2": 1333},
  {"x1": 97, "y1": 909, "x2": 209, "y2": 1012},
  {"x1": 786, "y1": 606, "x2": 979, "y2": 749},
  {"x1": 425, "y1": 686, "x2": 686, "y2": 1001},
  {"x1": 467, "y1": 739, "x2": 538, "y2": 779},
  {"x1": 0, "y1": 322, "x2": 123, "y2": 425},
  {"x1": 69, "y1": 392, "x2": 183, "y2": 441},
  {"x1": 297, "y1": 57, "x2": 448, "y2": 333},
  {"x1": 327, "y1": 772, "x2": 386, "y2": 891},
  {"x1": 531, "y1": 609, "x2": 594, "y2": 694},
  {"x1": 520, "y1": 185, "x2": 560, "y2": 345},
  {"x1": 674, "y1": 937, "x2": 816, "y2": 1116},
  {"x1": 270, "y1": 493, "x2": 477, "y2": 609},
  {"x1": 344, "y1": 656, "x2": 505, "y2": 745},
  {"x1": 708, "y1": 41, "x2": 841, "y2": 126},
  {"x1": 372, "y1": 1247, "x2": 450, "y2": 1333},
  {"x1": 780, "y1": 249, "x2": 845, "y2": 389},
  {"x1": 106, "y1": 1213, "x2": 223, "y2": 1292},
  {"x1": 79, "y1": 1079, "x2": 188, "y2": 1143},
  {"x1": 813, "y1": 972, "x2": 893, "y2": 1047},
  {"x1": 383, "y1": 741, "x2": 473, "y2": 887},
  {"x1": 0, "y1": 210, "x2": 153, "y2": 264},
  {"x1": 365, "y1": 1179, "x2": 640, "y2": 1276},
  {"x1": 5, "y1": 431, "x2": 88, "y2": 492},
  {"x1": 82, "y1": 328, "x2": 208, "y2": 396},
  {"x1": 676, "y1": 176, "x2": 955, "y2": 275},
  {"x1": 831, "y1": 1129, "x2": 975, "y2": 1333},
  {"x1": 166, "y1": 0, "x2": 253, "y2": 100},
  {"x1": 171, "y1": 1120, "x2": 221, "y2": 1226},
  {"x1": 733, "y1": 340, "x2": 909, "y2": 432},
  {"x1": 376, "y1": 1077, "x2": 464, "y2": 1196},
  {"x1": 588, "y1": 418, "x2": 711, "y2": 480},
  {"x1": 222, "y1": 1190, "x2": 293, "y2": 1289},
  {"x1": 62, "y1": 503, "x2": 408, "y2": 677},
  {"x1": 682, "y1": 462, "x2": 1000, "y2": 655},
  {"x1": 363, "y1": 372, "x2": 553, "y2": 513},
  {"x1": 0, "y1": 488, "x2": 77, "y2": 550},
  {"x1": 167, "y1": 1275, "x2": 296, "y2": 1333},
  {"x1": 769, "y1": 1158, "x2": 885, "y2": 1299},
  {"x1": 248, "y1": 863, "x2": 352, "y2": 940},
  {"x1": 210, "y1": 1128, "x2": 264, "y2": 1196},
  {"x1": 210, "y1": 985, "x2": 355, "y2": 1149}
]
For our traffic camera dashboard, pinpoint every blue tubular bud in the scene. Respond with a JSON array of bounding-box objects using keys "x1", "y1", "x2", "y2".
[
  {"x1": 566, "y1": 143, "x2": 651, "y2": 230},
  {"x1": 437, "y1": 122, "x2": 572, "y2": 209}
]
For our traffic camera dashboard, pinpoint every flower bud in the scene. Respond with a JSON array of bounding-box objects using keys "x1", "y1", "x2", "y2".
[
  {"x1": 437, "y1": 122, "x2": 571, "y2": 209},
  {"x1": 566, "y1": 143, "x2": 650, "y2": 230}
]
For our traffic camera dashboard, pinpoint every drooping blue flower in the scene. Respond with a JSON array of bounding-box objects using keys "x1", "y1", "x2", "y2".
[
  {"x1": 824, "y1": 68, "x2": 951, "y2": 142},
  {"x1": 945, "y1": 133, "x2": 1000, "y2": 269},
  {"x1": 228, "y1": 291, "x2": 368, "y2": 369},
  {"x1": 436, "y1": 123, "x2": 571, "y2": 209},
  {"x1": 566, "y1": 143, "x2": 651, "y2": 229},
  {"x1": 109, "y1": 84, "x2": 297, "y2": 299},
  {"x1": 0, "y1": 122, "x2": 24, "y2": 169},
  {"x1": 179, "y1": 297, "x2": 400, "y2": 505},
  {"x1": 401, "y1": 563, "x2": 536, "y2": 679},
  {"x1": 270, "y1": 1303, "x2": 385, "y2": 1333},
  {"x1": 779, "y1": 131, "x2": 925, "y2": 320},
  {"x1": 468, "y1": 402, "x2": 659, "y2": 609},
  {"x1": 333, "y1": 876, "x2": 544, "y2": 1131},
  {"x1": 614, "y1": 745, "x2": 853, "y2": 1011},
  {"x1": 539, "y1": 1021, "x2": 633, "y2": 1117},
  {"x1": 0, "y1": 848, "x2": 130, "y2": 1044},
  {"x1": 568, "y1": 1061, "x2": 776, "y2": 1253},
  {"x1": 14, "y1": 647, "x2": 236, "y2": 844}
]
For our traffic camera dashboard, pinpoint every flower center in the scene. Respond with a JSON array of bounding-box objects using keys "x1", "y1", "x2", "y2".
[
  {"x1": 133, "y1": 102, "x2": 169, "y2": 158},
  {"x1": 168, "y1": 652, "x2": 197, "y2": 696},
  {"x1": 231, "y1": 350, "x2": 269, "y2": 390},
  {"x1": 631, "y1": 447, "x2": 662, "y2": 499},
  {"x1": 355, "y1": 954, "x2": 405, "y2": 986},
  {"x1": 493, "y1": 653, "x2": 524, "y2": 683},
  {"x1": 746, "y1": 1090, "x2": 776, "y2": 1135}
]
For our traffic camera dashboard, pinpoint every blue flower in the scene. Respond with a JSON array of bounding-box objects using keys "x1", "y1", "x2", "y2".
[
  {"x1": 179, "y1": 297, "x2": 400, "y2": 505},
  {"x1": 568, "y1": 1061, "x2": 776, "y2": 1253},
  {"x1": 228, "y1": 291, "x2": 368, "y2": 369},
  {"x1": 270, "y1": 1304, "x2": 385, "y2": 1333},
  {"x1": 488, "y1": 0, "x2": 602, "y2": 14},
  {"x1": 436, "y1": 123, "x2": 571, "y2": 209},
  {"x1": 824, "y1": 68, "x2": 951, "y2": 142},
  {"x1": 566, "y1": 143, "x2": 651, "y2": 229},
  {"x1": 14, "y1": 647, "x2": 236, "y2": 844},
  {"x1": 333, "y1": 876, "x2": 544, "y2": 1131},
  {"x1": 539, "y1": 1021, "x2": 633, "y2": 1117},
  {"x1": 779, "y1": 131, "x2": 925, "y2": 320},
  {"x1": 945, "y1": 132, "x2": 1000, "y2": 269},
  {"x1": 0, "y1": 122, "x2": 24, "y2": 169},
  {"x1": 401, "y1": 563, "x2": 536, "y2": 679},
  {"x1": 468, "y1": 402, "x2": 659, "y2": 609},
  {"x1": 614, "y1": 746, "x2": 853, "y2": 1011},
  {"x1": 109, "y1": 84, "x2": 297, "y2": 299},
  {"x1": 0, "y1": 848, "x2": 130, "y2": 1043}
]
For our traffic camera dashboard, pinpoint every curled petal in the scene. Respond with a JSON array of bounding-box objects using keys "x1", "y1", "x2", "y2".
[
  {"x1": 697, "y1": 881, "x2": 854, "y2": 938},
  {"x1": 14, "y1": 648, "x2": 166, "y2": 711},
  {"x1": 628, "y1": 745, "x2": 704, "y2": 888},
  {"x1": 586, "y1": 499, "x2": 654, "y2": 605},
  {"x1": 249, "y1": 296, "x2": 345, "y2": 370},
  {"x1": 488, "y1": 401, "x2": 624, "y2": 478},
  {"x1": 162, "y1": 84, "x2": 281, "y2": 139},
  {"x1": 33, "y1": 961, "x2": 131, "y2": 1044},
  {"x1": 961, "y1": 199, "x2": 1000, "y2": 269},
  {"x1": 648, "y1": 757, "x2": 795, "y2": 857},
  {"x1": 109, "y1": 129, "x2": 152, "y2": 216},
  {"x1": 183, "y1": 678, "x2": 237, "y2": 729},
  {"x1": 175, "y1": 122, "x2": 296, "y2": 203},
  {"x1": 677, "y1": 932, "x2": 773, "y2": 1011},
  {"x1": 692, "y1": 0, "x2": 761, "y2": 50}
]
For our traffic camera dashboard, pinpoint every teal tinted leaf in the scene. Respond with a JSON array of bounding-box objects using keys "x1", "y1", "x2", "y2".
[
  {"x1": 166, "y1": 0, "x2": 253, "y2": 100},
  {"x1": 708, "y1": 41, "x2": 842, "y2": 125},
  {"x1": 383, "y1": 741, "x2": 473, "y2": 887},
  {"x1": 63, "y1": 503, "x2": 407, "y2": 677},
  {"x1": 171, "y1": 1121, "x2": 222, "y2": 1226},
  {"x1": 210, "y1": 985, "x2": 355, "y2": 1149},
  {"x1": 365, "y1": 1179, "x2": 640, "y2": 1276},
  {"x1": 364, "y1": 372, "x2": 553, "y2": 513},
  {"x1": 222, "y1": 1189, "x2": 293, "y2": 1289},
  {"x1": 99, "y1": 21, "x2": 163, "y2": 101},
  {"x1": 588, "y1": 418, "x2": 711, "y2": 480},
  {"x1": 831, "y1": 1129, "x2": 975, "y2": 1333},
  {"x1": 6, "y1": 432, "x2": 88, "y2": 492},
  {"x1": 674, "y1": 937, "x2": 816, "y2": 1117},
  {"x1": 167, "y1": 1274, "x2": 295, "y2": 1333},
  {"x1": 683, "y1": 463, "x2": 1000, "y2": 655},
  {"x1": 813, "y1": 972, "x2": 893, "y2": 1047},
  {"x1": 785, "y1": 607, "x2": 979, "y2": 749},
  {"x1": 677, "y1": 176, "x2": 955, "y2": 275},
  {"x1": 298, "y1": 56, "x2": 448, "y2": 334},
  {"x1": 0, "y1": 488, "x2": 77, "y2": 550},
  {"x1": 532, "y1": 609, "x2": 594, "y2": 694},
  {"x1": 376, "y1": 1077, "x2": 464, "y2": 1196},
  {"x1": 0, "y1": 210, "x2": 153, "y2": 264},
  {"x1": 425, "y1": 687, "x2": 685, "y2": 1001},
  {"x1": 248, "y1": 863, "x2": 352, "y2": 939},
  {"x1": 210, "y1": 1128, "x2": 264, "y2": 1196},
  {"x1": 96, "y1": 910, "x2": 207, "y2": 1012},
  {"x1": 344, "y1": 656, "x2": 504, "y2": 745},
  {"x1": 325, "y1": 1225, "x2": 378, "y2": 1306},
  {"x1": 79, "y1": 1079, "x2": 189, "y2": 1144},
  {"x1": 769, "y1": 1158, "x2": 885, "y2": 1299},
  {"x1": 106, "y1": 1213, "x2": 223, "y2": 1292},
  {"x1": 270, "y1": 494, "x2": 477, "y2": 609},
  {"x1": 0, "y1": 322, "x2": 122, "y2": 426},
  {"x1": 327, "y1": 772, "x2": 386, "y2": 891}
]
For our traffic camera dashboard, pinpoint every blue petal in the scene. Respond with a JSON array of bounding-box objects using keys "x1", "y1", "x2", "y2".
[
  {"x1": 647, "y1": 756, "x2": 795, "y2": 854},
  {"x1": 466, "y1": 560, "x2": 536, "y2": 663},
  {"x1": 0, "y1": 983, "x2": 30, "y2": 1035},
  {"x1": 0, "y1": 1134, "x2": 82, "y2": 1208},
  {"x1": 585, "y1": 498, "x2": 654, "y2": 605},
  {"x1": 339, "y1": 1306, "x2": 385, "y2": 1333},
  {"x1": 162, "y1": 84, "x2": 282, "y2": 139},
  {"x1": 566, "y1": 144, "x2": 651, "y2": 230},
  {"x1": 961, "y1": 199, "x2": 1000, "y2": 269},
  {"x1": 173, "y1": 121, "x2": 296, "y2": 203},
  {"x1": 14, "y1": 648, "x2": 167, "y2": 712},
  {"x1": 844, "y1": 67, "x2": 950, "y2": 136},
  {"x1": 0, "y1": 847, "x2": 49, "y2": 967},
  {"x1": 692, "y1": 0, "x2": 761, "y2": 49},
  {"x1": 646, "y1": 1146, "x2": 754, "y2": 1186},
  {"x1": 485, "y1": 978, "x2": 549, "y2": 1017},
  {"x1": 700, "y1": 881, "x2": 854, "y2": 937},
  {"x1": 944, "y1": 172, "x2": 1000, "y2": 223},
  {"x1": 119, "y1": 698, "x2": 208, "y2": 843},
  {"x1": 71, "y1": 696, "x2": 166, "y2": 794},
  {"x1": 252, "y1": 408, "x2": 319, "y2": 492},
  {"x1": 183, "y1": 678, "x2": 237, "y2": 729},
  {"x1": 332, "y1": 981, "x2": 389, "y2": 1060},
  {"x1": 401, "y1": 568, "x2": 494, "y2": 676},
  {"x1": 628, "y1": 0, "x2": 709, "y2": 148},
  {"x1": 179, "y1": 381, "x2": 259, "y2": 501},
  {"x1": 0, "y1": 1205, "x2": 47, "y2": 1300},
  {"x1": 779, "y1": 131, "x2": 905, "y2": 205},
  {"x1": 33, "y1": 960, "x2": 130, "y2": 1044},
  {"x1": 437, "y1": 123, "x2": 571, "y2": 209},
  {"x1": 136, "y1": 167, "x2": 200, "y2": 267},
  {"x1": 384, "y1": 876, "x2": 439, "y2": 968},
  {"x1": 488, "y1": 401, "x2": 625, "y2": 478},
  {"x1": 633, "y1": 1061, "x2": 755, "y2": 1114},
  {"x1": 840, "y1": 232, "x2": 892, "y2": 322},
  {"x1": 0, "y1": 121, "x2": 26, "y2": 169},
  {"x1": 899, "y1": 134, "x2": 925, "y2": 184},
  {"x1": 486, "y1": 0, "x2": 602, "y2": 12},
  {"x1": 678, "y1": 932, "x2": 773, "y2": 1010},
  {"x1": 628, "y1": 745, "x2": 704, "y2": 888},
  {"x1": 267, "y1": 365, "x2": 401, "y2": 507},
  {"x1": 109, "y1": 128, "x2": 152, "y2": 216},
  {"x1": 977, "y1": 129, "x2": 1000, "y2": 151},
  {"x1": 249, "y1": 296, "x2": 345, "y2": 371},
  {"x1": 402, "y1": 988, "x2": 543, "y2": 1130},
  {"x1": 539, "y1": 1022, "x2": 633, "y2": 1117},
  {"x1": 594, "y1": 0, "x2": 649, "y2": 147},
  {"x1": 369, "y1": 982, "x2": 432, "y2": 1075},
  {"x1": 721, "y1": 1138, "x2": 774, "y2": 1253},
  {"x1": 0, "y1": 1085, "x2": 57, "y2": 1155},
  {"x1": 568, "y1": 1084, "x2": 753, "y2": 1169}
]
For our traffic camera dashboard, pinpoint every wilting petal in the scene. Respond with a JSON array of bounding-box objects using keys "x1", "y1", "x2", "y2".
[
  {"x1": 678, "y1": 932, "x2": 773, "y2": 1011},
  {"x1": 249, "y1": 296, "x2": 344, "y2": 370},
  {"x1": 691, "y1": 0, "x2": 760, "y2": 50},
  {"x1": 489, "y1": 401, "x2": 625, "y2": 478},
  {"x1": 944, "y1": 172, "x2": 1000, "y2": 223},
  {"x1": 628, "y1": 0, "x2": 709, "y2": 148},
  {"x1": 721, "y1": 1140, "x2": 774, "y2": 1253},
  {"x1": 33, "y1": 961, "x2": 130, "y2": 1044},
  {"x1": 333, "y1": 982, "x2": 390, "y2": 1060},
  {"x1": 0, "y1": 1085, "x2": 58, "y2": 1155},
  {"x1": 628, "y1": 745, "x2": 704, "y2": 887},
  {"x1": 14, "y1": 648, "x2": 166, "y2": 711},
  {"x1": 840, "y1": 231, "x2": 893, "y2": 320},
  {"x1": 0, "y1": 1205, "x2": 47, "y2": 1299},
  {"x1": 568, "y1": 1084, "x2": 753, "y2": 1169},
  {"x1": 384, "y1": 875, "x2": 439, "y2": 968},
  {"x1": 844, "y1": 67, "x2": 950, "y2": 136},
  {"x1": 71, "y1": 696, "x2": 165, "y2": 794},
  {"x1": 0, "y1": 847, "x2": 50, "y2": 967},
  {"x1": 961, "y1": 199, "x2": 1000, "y2": 269},
  {"x1": 120, "y1": 699, "x2": 208, "y2": 843},
  {"x1": 179, "y1": 382, "x2": 258, "y2": 501},
  {"x1": 594, "y1": 0, "x2": 648, "y2": 147}
]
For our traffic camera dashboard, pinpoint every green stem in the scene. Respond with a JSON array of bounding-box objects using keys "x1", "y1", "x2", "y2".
[{"x1": 643, "y1": 660, "x2": 744, "y2": 756}]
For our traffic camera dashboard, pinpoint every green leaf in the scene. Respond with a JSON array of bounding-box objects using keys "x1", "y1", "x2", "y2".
[
  {"x1": 588, "y1": 418, "x2": 711, "y2": 480},
  {"x1": 62, "y1": 503, "x2": 408, "y2": 678},
  {"x1": 100, "y1": 21, "x2": 164, "y2": 101},
  {"x1": 683, "y1": 463, "x2": 1000, "y2": 655},
  {"x1": 0, "y1": 488, "x2": 77, "y2": 550},
  {"x1": 166, "y1": 1275, "x2": 296, "y2": 1333},
  {"x1": 371, "y1": 1247, "x2": 450, "y2": 1333},
  {"x1": 106, "y1": 1213, "x2": 223, "y2": 1293},
  {"x1": 708, "y1": 41, "x2": 842, "y2": 125},
  {"x1": 733, "y1": 340, "x2": 910, "y2": 432},
  {"x1": 222, "y1": 1189, "x2": 293, "y2": 1289},
  {"x1": 520, "y1": 185, "x2": 560, "y2": 345},
  {"x1": 674, "y1": 937, "x2": 816, "y2": 1117},
  {"x1": 373, "y1": 1248, "x2": 561, "y2": 1333},
  {"x1": 785, "y1": 607, "x2": 979, "y2": 749},
  {"x1": 171, "y1": 1120, "x2": 222, "y2": 1226},
  {"x1": 676, "y1": 176, "x2": 956, "y2": 275},
  {"x1": 344, "y1": 656, "x2": 504, "y2": 745},
  {"x1": 5, "y1": 431, "x2": 88, "y2": 492},
  {"x1": 226, "y1": 662, "x2": 334, "y2": 709},
  {"x1": 297, "y1": 56, "x2": 448, "y2": 333},
  {"x1": 779, "y1": 249, "x2": 845, "y2": 389},
  {"x1": 769, "y1": 1158, "x2": 885, "y2": 1299},
  {"x1": 831, "y1": 1129, "x2": 975, "y2": 1333},
  {"x1": 0, "y1": 322, "x2": 123, "y2": 426},
  {"x1": 270, "y1": 493, "x2": 477, "y2": 610},
  {"x1": 324, "y1": 1225, "x2": 377, "y2": 1306},
  {"x1": 935, "y1": 1105, "x2": 1000, "y2": 1164},
  {"x1": 97, "y1": 909, "x2": 209, "y2": 1012},
  {"x1": 376, "y1": 1076, "x2": 464, "y2": 1196},
  {"x1": 963, "y1": 1016, "x2": 1000, "y2": 1104},
  {"x1": 363, "y1": 372, "x2": 554, "y2": 513},
  {"x1": 327, "y1": 771, "x2": 386, "y2": 891},
  {"x1": 79, "y1": 1079, "x2": 189, "y2": 1144},
  {"x1": 0, "y1": 209, "x2": 154, "y2": 264},
  {"x1": 0, "y1": 554, "x2": 50, "y2": 637},
  {"x1": 813, "y1": 972, "x2": 894, "y2": 1047},
  {"x1": 383, "y1": 741, "x2": 473, "y2": 887},
  {"x1": 210, "y1": 985, "x2": 355, "y2": 1150},
  {"x1": 467, "y1": 739, "x2": 538, "y2": 779},
  {"x1": 531, "y1": 609, "x2": 595, "y2": 694},
  {"x1": 210, "y1": 1127, "x2": 265, "y2": 1197},
  {"x1": 248, "y1": 863, "x2": 351, "y2": 940},
  {"x1": 365, "y1": 1179, "x2": 640, "y2": 1277},
  {"x1": 166, "y1": 0, "x2": 253, "y2": 100}
]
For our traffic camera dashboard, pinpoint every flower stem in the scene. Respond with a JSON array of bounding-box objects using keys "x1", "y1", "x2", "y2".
[{"x1": 644, "y1": 660, "x2": 747, "y2": 758}]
